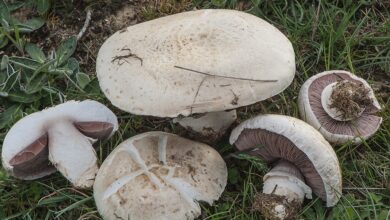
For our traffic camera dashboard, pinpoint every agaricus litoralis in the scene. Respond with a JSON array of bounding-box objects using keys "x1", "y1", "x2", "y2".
[
  {"x1": 96, "y1": 9, "x2": 296, "y2": 142},
  {"x1": 230, "y1": 114, "x2": 342, "y2": 219},
  {"x1": 1, "y1": 100, "x2": 118, "y2": 188},
  {"x1": 93, "y1": 131, "x2": 227, "y2": 220},
  {"x1": 298, "y1": 70, "x2": 382, "y2": 144}
]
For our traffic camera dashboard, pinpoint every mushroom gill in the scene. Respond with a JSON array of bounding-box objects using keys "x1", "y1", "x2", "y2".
[
  {"x1": 307, "y1": 72, "x2": 382, "y2": 138},
  {"x1": 10, "y1": 134, "x2": 55, "y2": 179},
  {"x1": 234, "y1": 128, "x2": 326, "y2": 200}
]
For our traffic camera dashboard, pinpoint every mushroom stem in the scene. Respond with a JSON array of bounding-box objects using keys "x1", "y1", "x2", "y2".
[
  {"x1": 48, "y1": 121, "x2": 98, "y2": 188},
  {"x1": 321, "y1": 80, "x2": 372, "y2": 121},
  {"x1": 173, "y1": 110, "x2": 237, "y2": 143},
  {"x1": 253, "y1": 159, "x2": 312, "y2": 220}
]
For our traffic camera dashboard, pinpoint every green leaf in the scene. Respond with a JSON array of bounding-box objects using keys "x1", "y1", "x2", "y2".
[
  {"x1": 83, "y1": 78, "x2": 102, "y2": 95},
  {"x1": 76, "y1": 72, "x2": 90, "y2": 89},
  {"x1": 48, "y1": 67, "x2": 72, "y2": 75},
  {"x1": 9, "y1": 57, "x2": 41, "y2": 70},
  {"x1": 7, "y1": 1, "x2": 25, "y2": 11},
  {"x1": 378, "y1": 210, "x2": 390, "y2": 220},
  {"x1": 25, "y1": 43, "x2": 46, "y2": 63},
  {"x1": 2, "y1": 70, "x2": 19, "y2": 92},
  {"x1": 67, "y1": 57, "x2": 79, "y2": 74},
  {"x1": 250, "y1": 0, "x2": 261, "y2": 6},
  {"x1": 0, "y1": 0, "x2": 11, "y2": 22},
  {"x1": 211, "y1": 0, "x2": 226, "y2": 7},
  {"x1": 228, "y1": 168, "x2": 239, "y2": 184},
  {"x1": 1, "y1": 18, "x2": 10, "y2": 32},
  {"x1": 25, "y1": 73, "x2": 46, "y2": 94},
  {"x1": 55, "y1": 36, "x2": 77, "y2": 67},
  {"x1": 0, "y1": 104, "x2": 22, "y2": 129},
  {"x1": 42, "y1": 86, "x2": 57, "y2": 94},
  {"x1": 36, "y1": 0, "x2": 50, "y2": 14},
  {"x1": 17, "y1": 18, "x2": 45, "y2": 33},
  {"x1": 0, "y1": 70, "x2": 6, "y2": 83},
  {"x1": 38, "y1": 195, "x2": 68, "y2": 206},
  {"x1": 1, "y1": 55, "x2": 8, "y2": 70},
  {"x1": 7, "y1": 90, "x2": 40, "y2": 103},
  {"x1": 0, "y1": 35, "x2": 8, "y2": 48},
  {"x1": 27, "y1": 182, "x2": 44, "y2": 201},
  {"x1": 54, "y1": 197, "x2": 92, "y2": 218}
]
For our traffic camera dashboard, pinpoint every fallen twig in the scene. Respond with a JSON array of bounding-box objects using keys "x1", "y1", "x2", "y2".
[{"x1": 174, "y1": 65, "x2": 277, "y2": 82}]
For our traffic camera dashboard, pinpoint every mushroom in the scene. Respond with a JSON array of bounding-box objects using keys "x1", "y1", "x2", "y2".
[
  {"x1": 229, "y1": 114, "x2": 342, "y2": 219},
  {"x1": 1, "y1": 100, "x2": 118, "y2": 188},
  {"x1": 172, "y1": 110, "x2": 237, "y2": 143},
  {"x1": 298, "y1": 70, "x2": 382, "y2": 144},
  {"x1": 96, "y1": 9, "x2": 295, "y2": 142},
  {"x1": 93, "y1": 131, "x2": 227, "y2": 220}
]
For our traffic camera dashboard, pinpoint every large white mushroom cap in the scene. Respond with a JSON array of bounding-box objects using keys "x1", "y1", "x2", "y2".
[
  {"x1": 230, "y1": 114, "x2": 342, "y2": 207},
  {"x1": 96, "y1": 9, "x2": 295, "y2": 117},
  {"x1": 1, "y1": 100, "x2": 118, "y2": 188},
  {"x1": 93, "y1": 132, "x2": 227, "y2": 220}
]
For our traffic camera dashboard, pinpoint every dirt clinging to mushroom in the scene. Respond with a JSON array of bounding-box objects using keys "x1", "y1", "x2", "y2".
[
  {"x1": 329, "y1": 81, "x2": 373, "y2": 120},
  {"x1": 252, "y1": 193, "x2": 301, "y2": 220},
  {"x1": 308, "y1": 73, "x2": 382, "y2": 137}
]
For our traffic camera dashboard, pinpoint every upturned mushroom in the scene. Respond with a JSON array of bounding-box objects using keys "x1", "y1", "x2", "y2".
[
  {"x1": 93, "y1": 131, "x2": 227, "y2": 220},
  {"x1": 229, "y1": 114, "x2": 342, "y2": 219},
  {"x1": 298, "y1": 70, "x2": 382, "y2": 144},
  {"x1": 96, "y1": 9, "x2": 295, "y2": 142},
  {"x1": 1, "y1": 100, "x2": 118, "y2": 188}
]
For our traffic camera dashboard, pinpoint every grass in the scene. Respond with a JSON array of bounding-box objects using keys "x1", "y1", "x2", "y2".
[{"x1": 0, "y1": 0, "x2": 389, "y2": 219}]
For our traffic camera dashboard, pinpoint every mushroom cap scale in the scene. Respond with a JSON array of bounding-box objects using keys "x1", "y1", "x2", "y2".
[
  {"x1": 93, "y1": 132, "x2": 227, "y2": 220},
  {"x1": 97, "y1": 9, "x2": 295, "y2": 117},
  {"x1": 229, "y1": 114, "x2": 342, "y2": 207},
  {"x1": 2, "y1": 100, "x2": 118, "y2": 184},
  {"x1": 298, "y1": 70, "x2": 382, "y2": 144}
]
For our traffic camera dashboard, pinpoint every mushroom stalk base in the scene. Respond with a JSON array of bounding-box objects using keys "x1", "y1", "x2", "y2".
[
  {"x1": 253, "y1": 160, "x2": 312, "y2": 220},
  {"x1": 172, "y1": 110, "x2": 237, "y2": 143},
  {"x1": 321, "y1": 80, "x2": 372, "y2": 121}
]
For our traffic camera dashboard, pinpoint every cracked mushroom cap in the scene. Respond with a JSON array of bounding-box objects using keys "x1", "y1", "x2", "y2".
[
  {"x1": 96, "y1": 9, "x2": 295, "y2": 117},
  {"x1": 93, "y1": 131, "x2": 227, "y2": 220},
  {"x1": 298, "y1": 70, "x2": 382, "y2": 144},
  {"x1": 229, "y1": 114, "x2": 342, "y2": 207},
  {"x1": 1, "y1": 100, "x2": 118, "y2": 188}
]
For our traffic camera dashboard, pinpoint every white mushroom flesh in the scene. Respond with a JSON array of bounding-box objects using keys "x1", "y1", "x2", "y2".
[
  {"x1": 48, "y1": 121, "x2": 98, "y2": 188},
  {"x1": 1, "y1": 100, "x2": 118, "y2": 187}
]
